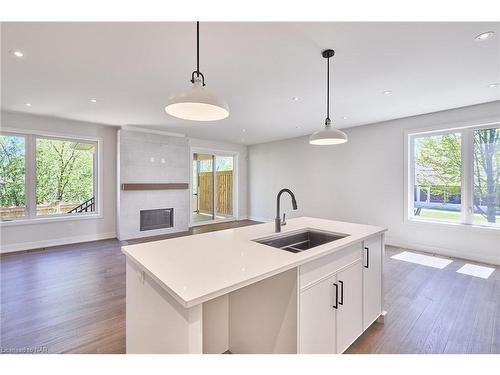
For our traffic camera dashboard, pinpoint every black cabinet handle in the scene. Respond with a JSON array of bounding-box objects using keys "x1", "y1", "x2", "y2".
[
  {"x1": 333, "y1": 283, "x2": 339, "y2": 309},
  {"x1": 364, "y1": 247, "x2": 370, "y2": 268},
  {"x1": 339, "y1": 280, "x2": 344, "y2": 305}
]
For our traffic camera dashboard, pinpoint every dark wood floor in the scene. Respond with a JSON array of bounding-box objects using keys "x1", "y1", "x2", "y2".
[
  {"x1": 1, "y1": 223, "x2": 498, "y2": 354},
  {"x1": 0, "y1": 220, "x2": 259, "y2": 354},
  {"x1": 347, "y1": 247, "x2": 500, "y2": 354}
]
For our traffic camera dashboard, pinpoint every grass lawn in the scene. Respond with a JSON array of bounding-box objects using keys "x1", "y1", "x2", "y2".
[{"x1": 418, "y1": 208, "x2": 499, "y2": 224}]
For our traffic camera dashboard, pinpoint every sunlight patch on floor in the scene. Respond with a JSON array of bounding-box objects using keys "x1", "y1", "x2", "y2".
[
  {"x1": 456, "y1": 263, "x2": 495, "y2": 279},
  {"x1": 391, "y1": 251, "x2": 452, "y2": 269}
]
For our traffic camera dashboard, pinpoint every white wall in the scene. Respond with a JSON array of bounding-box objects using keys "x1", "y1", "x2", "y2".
[
  {"x1": 0, "y1": 113, "x2": 249, "y2": 251},
  {"x1": 189, "y1": 137, "x2": 248, "y2": 219},
  {"x1": 248, "y1": 101, "x2": 500, "y2": 265},
  {"x1": 117, "y1": 130, "x2": 190, "y2": 240},
  {"x1": 0, "y1": 111, "x2": 118, "y2": 253}
]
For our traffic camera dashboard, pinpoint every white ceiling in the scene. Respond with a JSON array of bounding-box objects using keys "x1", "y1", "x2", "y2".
[{"x1": 1, "y1": 22, "x2": 499, "y2": 145}]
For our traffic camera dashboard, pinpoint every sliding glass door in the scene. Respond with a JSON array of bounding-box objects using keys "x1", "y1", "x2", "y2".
[{"x1": 192, "y1": 152, "x2": 235, "y2": 225}]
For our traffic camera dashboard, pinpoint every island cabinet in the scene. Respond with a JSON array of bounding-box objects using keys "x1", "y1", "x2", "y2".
[
  {"x1": 122, "y1": 218, "x2": 386, "y2": 354},
  {"x1": 362, "y1": 235, "x2": 384, "y2": 330},
  {"x1": 297, "y1": 233, "x2": 384, "y2": 354},
  {"x1": 298, "y1": 244, "x2": 364, "y2": 353}
]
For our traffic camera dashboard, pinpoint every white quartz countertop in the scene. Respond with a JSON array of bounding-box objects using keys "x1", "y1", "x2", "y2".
[{"x1": 121, "y1": 217, "x2": 386, "y2": 308}]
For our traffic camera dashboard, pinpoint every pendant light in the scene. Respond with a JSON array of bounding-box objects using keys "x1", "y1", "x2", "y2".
[
  {"x1": 309, "y1": 49, "x2": 347, "y2": 145},
  {"x1": 165, "y1": 22, "x2": 229, "y2": 121}
]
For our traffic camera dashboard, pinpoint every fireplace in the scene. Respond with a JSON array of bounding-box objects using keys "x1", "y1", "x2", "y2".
[{"x1": 140, "y1": 208, "x2": 174, "y2": 231}]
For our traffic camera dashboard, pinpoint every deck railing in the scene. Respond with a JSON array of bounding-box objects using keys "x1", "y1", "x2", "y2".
[{"x1": 68, "y1": 197, "x2": 95, "y2": 213}]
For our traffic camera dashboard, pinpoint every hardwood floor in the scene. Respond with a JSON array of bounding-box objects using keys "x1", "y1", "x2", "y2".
[
  {"x1": 1, "y1": 226, "x2": 498, "y2": 354},
  {"x1": 347, "y1": 247, "x2": 500, "y2": 354},
  {"x1": 0, "y1": 220, "x2": 259, "y2": 354}
]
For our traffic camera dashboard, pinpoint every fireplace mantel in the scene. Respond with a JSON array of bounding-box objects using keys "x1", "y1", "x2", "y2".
[{"x1": 121, "y1": 183, "x2": 189, "y2": 191}]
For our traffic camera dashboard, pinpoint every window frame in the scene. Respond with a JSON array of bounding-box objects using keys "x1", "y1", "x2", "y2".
[
  {"x1": 405, "y1": 121, "x2": 500, "y2": 231},
  {"x1": 189, "y1": 146, "x2": 239, "y2": 227},
  {"x1": 0, "y1": 127, "x2": 103, "y2": 226},
  {"x1": 0, "y1": 131, "x2": 28, "y2": 219}
]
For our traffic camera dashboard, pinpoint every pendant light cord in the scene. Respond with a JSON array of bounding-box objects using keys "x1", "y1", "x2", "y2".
[
  {"x1": 191, "y1": 21, "x2": 206, "y2": 86},
  {"x1": 196, "y1": 21, "x2": 200, "y2": 77},
  {"x1": 326, "y1": 55, "x2": 330, "y2": 122}
]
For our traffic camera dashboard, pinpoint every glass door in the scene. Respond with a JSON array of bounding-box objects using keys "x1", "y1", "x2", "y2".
[
  {"x1": 192, "y1": 152, "x2": 235, "y2": 225},
  {"x1": 192, "y1": 153, "x2": 214, "y2": 223},
  {"x1": 215, "y1": 155, "x2": 234, "y2": 219}
]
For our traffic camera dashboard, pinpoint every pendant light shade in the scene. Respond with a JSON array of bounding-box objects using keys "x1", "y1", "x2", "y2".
[
  {"x1": 165, "y1": 22, "x2": 229, "y2": 122},
  {"x1": 309, "y1": 49, "x2": 348, "y2": 145},
  {"x1": 309, "y1": 120, "x2": 347, "y2": 145},
  {"x1": 165, "y1": 77, "x2": 229, "y2": 121}
]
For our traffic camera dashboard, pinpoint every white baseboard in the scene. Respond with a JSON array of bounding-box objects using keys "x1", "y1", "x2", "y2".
[
  {"x1": 118, "y1": 225, "x2": 189, "y2": 241},
  {"x1": 385, "y1": 236, "x2": 499, "y2": 266},
  {"x1": 248, "y1": 216, "x2": 272, "y2": 223},
  {"x1": 0, "y1": 232, "x2": 117, "y2": 254}
]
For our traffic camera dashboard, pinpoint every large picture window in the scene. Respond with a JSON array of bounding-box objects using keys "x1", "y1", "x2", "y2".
[
  {"x1": 0, "y1": 134, "x2": 26, "y2": 218},
  {"x1": 408, "y1": 124, "x2": 499, "y2": 227},
  {"x1": 0, "y1": 131, "x2": 99, "y2": 221}
]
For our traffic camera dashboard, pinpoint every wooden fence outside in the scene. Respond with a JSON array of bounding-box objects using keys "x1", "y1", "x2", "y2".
[
  {"x1": 0, "y1": 202, "x2": 81, "y2": 218},
  {"x1": 198, "y1": 170, "x2": 233, "y2": 216}
]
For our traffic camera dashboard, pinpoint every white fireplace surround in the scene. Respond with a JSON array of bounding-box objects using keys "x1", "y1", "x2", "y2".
[{"x1": 117, "y1": 130, "x2": 190, "y2": 240}]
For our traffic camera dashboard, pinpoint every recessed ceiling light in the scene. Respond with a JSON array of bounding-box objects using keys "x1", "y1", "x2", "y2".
[
  {"x1": 475, "y1": 31, "x2": 494, "y2": 41},
  {"x1": 242, "y1": 128, "x2": 246, "y2": 133},
  {"x1": 383, "y1": 90, "x2": 393, "y2": 95},
  {"x1": 342, "y1": 116, "x2": 348, "y2": 120},
  {"x1": 89, "y1": 98, "x2": 98, "y2": 103},
  {"x1": 292, "y1": 96, "x2": 300, "y2": 101},
  {"x1": 487, "y1": 83, "x2": 499, "y2": 88},
  {"x1": 25, "y1": 103, "x2": 32, "y2": 107},
  {"x1": 9, "y1": 49, "x2": 24, "y2": 58}
]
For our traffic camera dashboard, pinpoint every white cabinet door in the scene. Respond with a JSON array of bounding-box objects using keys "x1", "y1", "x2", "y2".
[
  {"x1": 362, "y1": 235, "x2": 383, "y2": 330},
  {"x1": 299, "y1": 274, "x2": 337, "y2": 354},
  {"x1": 336, "y1": 260, "x2": 363, "y2": 353}
]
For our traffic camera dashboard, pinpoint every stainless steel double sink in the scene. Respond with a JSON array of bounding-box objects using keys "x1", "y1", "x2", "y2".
[{"x1": 253, "y1": 229, "x2": 348, "y2": 253}]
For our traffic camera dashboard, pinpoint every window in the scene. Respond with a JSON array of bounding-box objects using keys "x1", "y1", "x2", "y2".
[
  {"x1": 413, "y1": 132, "x2": 462, "y2": 222},
  {"x1": 35, "y1": 137, "x2": 96, "y2": 216},
  {"x1": 0, "y1": 134, "x2": 26, "y2": 218},
  {"x1": 473, "y1": 128, "x2": 500, "y2": 225},
  {"x1": 408, "y1": 124, "x2": 499, "y2": 228},
  {"x1": 0, "y1": 131, "x2": 99, "y2": 222}
]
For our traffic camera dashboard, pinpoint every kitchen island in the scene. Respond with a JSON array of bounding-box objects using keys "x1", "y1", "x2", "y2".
[{"x1": 122, "y1": 217, "x2": 387, "y2": 354}]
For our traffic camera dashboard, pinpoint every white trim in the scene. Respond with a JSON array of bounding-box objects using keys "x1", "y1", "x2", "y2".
[
  {"x1": 248, "y1": 215, "x2": 272, "y2": 223},
  {"x1": 190, "y1": 216, "x2": 238, "y2": 227},
  {"x1": 386, "y1": 236, "x2": 499, "y2": 267},
  {"x1": 119, "y1": 226, "x2": 188, "y2": 242},
  {"x1": 1, "y1": 126, "x2": 105, "y2": 143},
  {"x1": 404, "y1": 120, "x2": 500, "y2": 137},
  {"x1": 121, "y1": 125, "x2": 185, "y2": 138},
  {"x1": 404, "y1": 121, "x2": 500, "y2": 230},
  {"x1": 405, "y1": 216, "x2": 500, "y2": 233},
  {"x1": 462, "y1": 128, "x2": 474, "y2": 224},
  {"x1": 0, "y1": 212, "x2": 103, "y2": 227},
  {"x1": 0, "y1": 231, "x2": 116, "y2": 254},
  {"x1": 189, "y1": 146, "x2": 239, "y2": 227},
  {"x1": 116, "y1": 130, "x2": 122, "y2": 240}
]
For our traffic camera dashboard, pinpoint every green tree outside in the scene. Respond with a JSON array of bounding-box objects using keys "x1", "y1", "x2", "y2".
[
  {"x1": 36, "y1": 138, "x2": 94, "y2": 208},
  {"x1": 416, "y1": 128, "x2": 499, "y2": 224},
  {"x1": 0, "y1": 135, "x2": 26, "y2": 209},
  {"x1": 0, "y1": 135, "x2": 95, "y2": 217}
]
